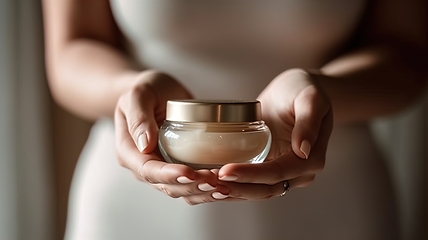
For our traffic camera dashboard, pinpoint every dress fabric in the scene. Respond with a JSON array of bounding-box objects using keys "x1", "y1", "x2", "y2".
[{"x1": 64, "y1": 1, "x2": 399, "y2": 239}]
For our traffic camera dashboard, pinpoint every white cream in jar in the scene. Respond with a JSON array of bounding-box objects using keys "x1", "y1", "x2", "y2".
[{"x1": 158, "y1": 100, "x2": 271, "y2": 169}]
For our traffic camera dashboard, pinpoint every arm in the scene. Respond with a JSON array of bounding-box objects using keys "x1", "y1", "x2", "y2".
[
  {"x1": 43, "y1": 0, "x2": 141, "y2": 120},
  {"x1": 317, "y1": 0, "x2": 427, "y2": 124}
]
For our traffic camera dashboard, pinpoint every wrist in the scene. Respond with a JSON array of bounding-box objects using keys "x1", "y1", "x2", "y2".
[{"x1": 120, "y1": 70, "x2": 193, "y2": 111}]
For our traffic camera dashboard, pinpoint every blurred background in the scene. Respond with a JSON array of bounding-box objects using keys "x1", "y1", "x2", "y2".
[
  {"x1": 0, "y1": 1, "x2": 426, "y2": 240},
  {"x1": 0, "y1": 1, "x2": 92, "y2": 240}
]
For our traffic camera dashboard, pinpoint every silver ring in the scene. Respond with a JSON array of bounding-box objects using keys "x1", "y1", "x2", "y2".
[{"x1": 279, "y1": 180, "x2": 290, "y2": 197}]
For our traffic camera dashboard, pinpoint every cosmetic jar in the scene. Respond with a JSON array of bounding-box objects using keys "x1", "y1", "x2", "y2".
[{"x1": 159, "y1": 100, "x2": 271, "y2": 169}]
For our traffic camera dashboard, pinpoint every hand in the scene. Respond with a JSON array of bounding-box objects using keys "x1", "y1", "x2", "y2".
[
  {"x1": 216, "y1": 68, "x2": 333, "y2": 200},
  {"x1": 114, "y1": 70, "x2": 229, "y2": 205}
]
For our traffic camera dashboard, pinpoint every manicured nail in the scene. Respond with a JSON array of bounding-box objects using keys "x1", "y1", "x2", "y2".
[
  {"x1": 300, "y1": 140, "x2": 311, "y2": 159},
  {"x1": 137, "y1": 133, "x2": 148, "y2": 152},
  {"x1": 198, "y1": 183, "x2": 216, "y2": 192},
  {"x1": 177, "y1": 176, "x2": 194, "y2": 184},
  {"x1": 219, "y1": 175, "x2": 238, "y2": 181},
  {"x1": 212, "y1": 192, "x2": 229, "y2": 200}
]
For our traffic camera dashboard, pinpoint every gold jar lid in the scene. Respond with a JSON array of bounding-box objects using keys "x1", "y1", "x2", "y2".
[{"x1": 166, "y1": 100, "x2": 262, "y2": 122}]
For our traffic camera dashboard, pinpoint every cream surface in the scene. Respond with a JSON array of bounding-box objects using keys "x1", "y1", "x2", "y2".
[{"x1": 160, "y1": 129, "x2": 270, "y2": 165}]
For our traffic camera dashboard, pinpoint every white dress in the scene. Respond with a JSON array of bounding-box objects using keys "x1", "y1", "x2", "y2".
[{"x1": 65, "y1": 1, "x2": 400, "y2": 239}]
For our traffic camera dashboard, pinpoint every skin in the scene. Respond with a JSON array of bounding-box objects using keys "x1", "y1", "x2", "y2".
[{"x1": 43, "y1": 0, "x2": 427, "y2": 205}]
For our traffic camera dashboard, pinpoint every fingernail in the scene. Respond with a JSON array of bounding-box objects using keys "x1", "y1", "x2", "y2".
[
  {"x1": 198, "y1": 183, "x2": 216, "y2": 192},
  {"x1": 300, "y1": 140, "x2": 311, "y2": 159},
  {"x1": 177, "y1": 176, "x2": 194, "y2": 184},
  {"x1": 219, "y1": 175, "x2": 238, "y2": 181},
  {"x1": 137, "y1": 133, "x2": 148, "y2": 152},
  {"x1": 212, "y1": 192, "x2": 229, "y2": 199}
]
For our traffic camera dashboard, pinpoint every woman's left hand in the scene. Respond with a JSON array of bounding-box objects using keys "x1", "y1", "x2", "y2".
[{"x1": 215, "y1": 68, "x2": 333, "y2": 201}]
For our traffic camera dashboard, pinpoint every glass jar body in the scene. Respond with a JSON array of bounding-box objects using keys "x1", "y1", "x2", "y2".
[{"x1": 159, "y1": 121, "x2": 271, "y2": 169}]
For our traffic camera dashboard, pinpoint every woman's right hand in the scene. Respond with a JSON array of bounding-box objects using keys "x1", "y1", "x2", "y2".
[{"x1": 114, "y1": 70, "x2": 230, "y2": 205}]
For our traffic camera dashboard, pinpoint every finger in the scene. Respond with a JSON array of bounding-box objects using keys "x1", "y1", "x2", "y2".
[
  {"x1": 218, "y1": 111, "x2": 332, "y2": 185},
  {"x1": 115, "y1": 106, "x2": 196, "y2": 184},
  {"x1": 219, "y1": 181, "x2": 278, "y2": 200},
  {"x1": 182, "y1": 186, "x2": 231, "y2": 206},
  {"x1": 151, "y1": 170, "x2": 222, "y2": 198},
  {"x1": 182, "y1": 194, "x2": 218, "y2": 205},
  {"x1": 218, "y1": 152, "x2": 311, "y2": 185},
  {"x1": 218, "y1": 110, "x2": 332, "y2": 185},
  {"x1": 292, "y1": 85, "x2": 331, "y2": 159},
  {"x1": 220, "y1": 175, "x2": 315, "y2": 200},
  {"x1": 117, "y1": 85, "x2": 159, "y2": 153}
]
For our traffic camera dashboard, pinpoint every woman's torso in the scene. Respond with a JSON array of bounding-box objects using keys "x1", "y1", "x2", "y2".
[{"x1": 110, "y1": 0, "x2": 366, "y2": 99}]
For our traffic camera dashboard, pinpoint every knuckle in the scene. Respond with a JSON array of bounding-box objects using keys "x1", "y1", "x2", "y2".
[
  {"x1": 184, "y1": 199, "x2": 198, "y2": 206},
  {"x1": 201, "y1": 197, "x2": 214, "y2": 203},
  {"x1": 283, "y1": 68, "x2": 307, "y2": 77},
  {"x1": 138, "y1": 162, "x2": 157, "y2": 184},
  {"x1": 129, "y1": 85, "x2": 142, "y2": 96},
  {"x1": 145, "y1": 70, "x2": 165, "y2": 79},
  {"x1": 128, "y1": 86, "x2": 151, "y2": 104},
  {"x1": 142, "y1": 175, "x2": 156, "y2": 184},
  {"x1": 128, "y1": 116, "x2": 146, "y2": 137},
  {"x1": 298, "y1": 85, "x2": 330, "y2": 112},
  {"x1": 143, "y1": 70, "x2": 174, "y2": 83},
  {"x1": 183, "y1": 195, "x2": 214, "y2": 205},
  {"x1": 159, "y1": 185, "x2": 179, "y2": 198},
  {"x1": 302, "y1": 85, "x2": 319, "y2": 98},
  {"x1": 185, "y1": 188, "x2": 195, "y2": 195},
  {"x1": 158, "y1": 164, "x2": 173, "y2": 184},
  {"x1": 132, "y1": 172, "x2": 144, "y2": 182}
]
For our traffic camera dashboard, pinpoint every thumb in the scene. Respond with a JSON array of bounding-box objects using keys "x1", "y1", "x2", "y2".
[
  {"x1": 120, "y1": 86, "x2": 160, "y2": 154},
  {"x1": 291, "y1": 85, "x2": 330, "y2": 159}
]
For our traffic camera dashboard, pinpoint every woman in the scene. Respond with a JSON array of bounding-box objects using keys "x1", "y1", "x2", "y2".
[{"x1": 43, "y1": 0, "x2": 427, "y2": 239}]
